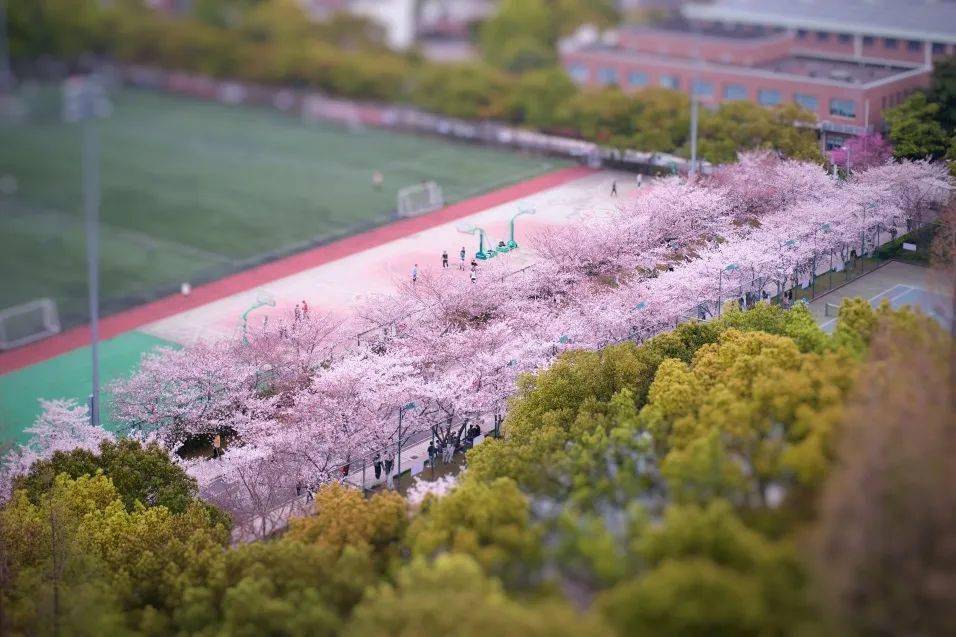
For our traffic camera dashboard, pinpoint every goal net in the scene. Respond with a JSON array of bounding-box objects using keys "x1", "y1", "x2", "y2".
[
  {"x1": 397, "y1": 181, "x2": 444, "y2": 218},
  {"x1": 0, "y1": 298, "x2": 61, "y2": 350}
]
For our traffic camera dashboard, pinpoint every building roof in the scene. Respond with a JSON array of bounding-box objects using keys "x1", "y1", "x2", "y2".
[
  {"x1": 683, "y1": 0, "x2": 956, "y2": 44},
  {"x1": 621, "y1": 19, "x2": 780, "y2": 40},
  {"x1": 568, "y1": 45, "x2": 928, "y2": 88}
]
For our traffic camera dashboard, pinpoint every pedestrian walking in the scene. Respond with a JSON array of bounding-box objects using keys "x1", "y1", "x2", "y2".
[
  {"x1": 636, "y1": 173, "x2": 643, "y2": 188},
  {"x1": 373, "y1": 453, "x2": 382, "y2": 480},
  {"x1": 470, "y1": 270, "x2": 477, "y2": 284},
  {"x1": 470, "y1": 259, "x2": 477, "y2": 271},
  {"x1": 442, "y1": 251, "x2": 449, "y2": 268},
  {"x1": 427, "y1": 442, "x2": 437, "y2": 468},
  {"x1": 384, "y1": 457, "x2": 394, "y2": 477},
  {"x1": 372, "y1": 170, "x2": 383, "y2": 190},
  {"x1": 459, "y1": 247, "x2": 466, "y2": 270},
  {"x1": 411, "y1": 263, "x2": 418, "y2": 283},
  {"x1": 306, "y1": 484, "x2": 314, "y2": 503},
  {"x1": 610, "y1": 180, "x2": 618, "y2": 196},
  {"x1": 296, "y1": 479, "x2": 303, "y2": 497}
]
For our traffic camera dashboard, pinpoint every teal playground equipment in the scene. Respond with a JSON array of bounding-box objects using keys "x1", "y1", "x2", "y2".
[{"x1": 240, "y1": 291, "x2": 277, "y2": 344}]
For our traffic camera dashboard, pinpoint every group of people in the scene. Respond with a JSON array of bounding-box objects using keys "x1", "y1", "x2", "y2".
[
  {"x1": 412, "y1": 247, "x2": 479, "y2": 285},
  {"x1": 426, "y1": 423, "x2": 483, "y2": 469}
]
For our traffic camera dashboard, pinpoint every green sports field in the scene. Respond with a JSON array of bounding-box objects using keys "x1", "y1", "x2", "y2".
[{"x1": 0, "y1": 84, "x2": 568, "y2": 328}]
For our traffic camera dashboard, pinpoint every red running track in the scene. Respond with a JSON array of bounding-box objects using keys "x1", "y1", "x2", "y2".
[{"x1": 0, "y1": 166, "x2": 592, "y2": 374}]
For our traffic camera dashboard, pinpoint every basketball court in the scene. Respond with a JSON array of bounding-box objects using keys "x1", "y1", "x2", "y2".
[{"x1": 812, "y1": 260, "x2": 954, "y2": 333}]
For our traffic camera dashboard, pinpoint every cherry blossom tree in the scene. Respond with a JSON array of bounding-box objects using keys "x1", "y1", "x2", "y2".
[
  {"x1": 100, "y1": 153, "x2": 950, "y2": 523},
  {"x1": 829, "y1": 133, "x2": 893, "y2": 172}
]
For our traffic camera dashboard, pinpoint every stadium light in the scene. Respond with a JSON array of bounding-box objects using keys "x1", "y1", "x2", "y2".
[{"x1": 63, "y1": 76, "x2": 111, "y2": 427}]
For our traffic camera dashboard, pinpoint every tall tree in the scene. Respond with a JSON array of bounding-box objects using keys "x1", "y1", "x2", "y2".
[{"x1": 884, "y1": 92, "x2": 949, "y2": 160}]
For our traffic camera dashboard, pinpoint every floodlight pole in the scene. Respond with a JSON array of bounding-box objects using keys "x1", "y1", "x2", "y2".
[
  {"x1": 0, "y1": 0, "x2": 11, "y2": 90},
  {"x1": 689, "y1": 93, "x2": 699, "y2": 177},
  {"x1": 76, "y1": 94, "x2": 103, "y2": 427},
  {"x1": 688, "y1": 17, "x2": 701, "y2": 177}
]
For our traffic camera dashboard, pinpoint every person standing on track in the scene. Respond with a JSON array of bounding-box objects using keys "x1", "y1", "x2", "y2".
[
  {"x1": 610, "y1": 180, "x2": 618, "y2": 197},
  {"x1": 470, "y1": 270, "x2": 477, "y2": 284},
  {"x1": 442, "y1": 251, "x2": 449, "y2": 268},
  {"x1": 459, "y1": 247, "x2": 466, "y2": 270},
  {"x1": 411, "y1": 263, "x2": 418, "y2": 283}
]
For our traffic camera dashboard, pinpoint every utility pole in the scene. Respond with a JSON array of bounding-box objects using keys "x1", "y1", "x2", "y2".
[{"x1": 64, "y1": 77, "x2": 111, "y2": 426}]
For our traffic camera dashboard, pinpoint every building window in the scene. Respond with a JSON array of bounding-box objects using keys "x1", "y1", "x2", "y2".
[
  {"x1": 567, "y1": 63, "x2": 588, "y2": 84},
  {"x1": 838, "y1": 33, "x2": 851, "y2": 44},
  {"x1": 692, "y1": 80, "x2": 714, "y2": 97},
  {"x1": 884, "y1": 38, "x2": 898, "y2": 49},
  {"x1": 830, "y1": 98, "x2": 856, "y2": 118},
  {"x1": 796, "y1": 29, "x2": 807, "y2": 39},
  {"x1": 816, "y1": 31, "x2": 830, "y2": 41},
  {"x1": 628, "y1": 71, "x2": 648, "y2": 87},
  {"x1": 758, "y1": 89, "x2": 782, "y2": 106},
  {"x1": 659, "y1": 75, "x2": 679, "y2": 89},
  {"x1": 597, "y1": 67, "x2": 618, "y2": 86},
  {"x1": 723, "y1": 84, "x2": 747, "y2": 100},
  {"x1": 863, "y1": 36, "x2": 874, "y2": 46},
  {"x1": 794, "y1": 93, "x2": 819, "y2": 111},
  {"x1": 907, "y1": 40, "x2": 922, "y2": 52},
  {"x1": 933, "y1": 42, "x2": 946, "y2": 54}
]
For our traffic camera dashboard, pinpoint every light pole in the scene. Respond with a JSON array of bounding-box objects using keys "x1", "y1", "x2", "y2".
[
  {"x1": 64, "y1": 76, "x2": 111, "y2": 427},
  {"x1": 717, "y1": 263, "x2": 739, "y2": 316},
  {"x1": 395, "y1": 401, "x2": 416, "y2": 481}
]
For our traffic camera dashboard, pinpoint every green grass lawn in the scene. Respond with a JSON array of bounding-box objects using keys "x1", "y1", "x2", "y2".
[{"x1": 0, "y1": 84, "x2": 567, "y2": 327}]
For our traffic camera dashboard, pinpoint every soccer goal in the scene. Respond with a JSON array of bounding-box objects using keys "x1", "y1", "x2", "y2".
[
  {"x1": 397, "y1": 181, "x2": 444, "y2": 218},
  {"x1": 0, "y1": 298, "x2": 61, "y2": 350}
]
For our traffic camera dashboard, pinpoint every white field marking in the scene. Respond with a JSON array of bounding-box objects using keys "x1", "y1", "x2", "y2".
[{"x1": 819, "y1": 284, "x2": 915, "y2": 331}]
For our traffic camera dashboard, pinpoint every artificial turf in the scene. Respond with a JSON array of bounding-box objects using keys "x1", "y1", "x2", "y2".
[{"x1": 0, "y1": 84, "x2": 567, "y2": 328}]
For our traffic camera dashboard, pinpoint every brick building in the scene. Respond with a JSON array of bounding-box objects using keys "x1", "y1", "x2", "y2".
[{"x1": 561, "y1": 1, "x2": 953, "y2": 148}]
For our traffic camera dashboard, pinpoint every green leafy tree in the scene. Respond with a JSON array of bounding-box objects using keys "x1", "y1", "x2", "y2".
[
  {"x1": 0, "y1": 474, "x2": 130, "y2": 636},
  {"x1": 699, "y1": 101, "x2": 823, "y2": 164},
  {"x1": 505, "y1": 67, "x2": 578, "y2": 128},
  {"x1": 884, "y1": 92, "x2": 949, "y2": 159},
  {"x1": 930, "y1": 55, "x2": 956, "y2": 133},
  {"x1": 345, "y1": 554, "x2": 609, "y2": 637},
  {"x1": 407, "y1": 477, "x2": 541, "y2": 585},
  {"x1": 600, "y1": 501, "x2": 816, "y2": 637},
  {"x1": 285, "y1": 483, "x2": 408, "y2": 574},
  {"x1": 479, "y1": 0, "x2": 617, "y2": 72},
  {"x1": 14, "y1": 439, "x2": 220, "y2": 519},
  {"x1": 175, "y1": 540, "x2": 377, "y2": 636}
]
